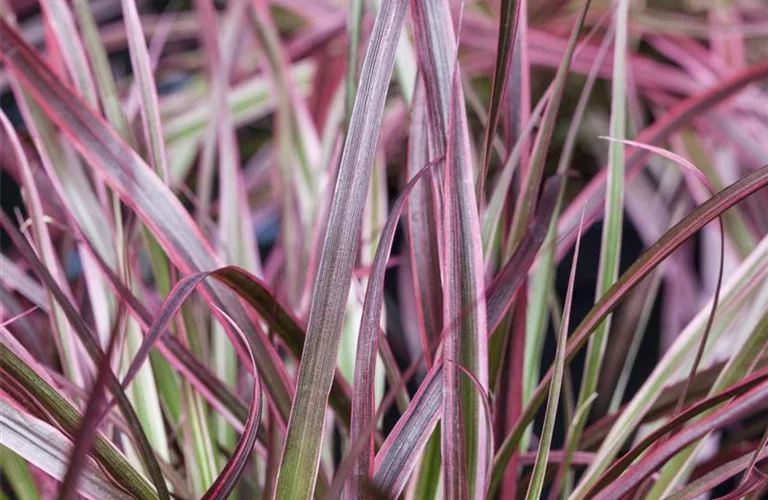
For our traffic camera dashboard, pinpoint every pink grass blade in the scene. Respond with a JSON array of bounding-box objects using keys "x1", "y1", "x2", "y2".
[
  {"x1": 0, "y1": 343, "x2": 156, "y2": 499},
  {"x1": 78, "y1": 226, "x2": 351, "y2": 431},
  {"x1": 196, "y1": 0, "x2": 261, "y2": 460},
  {"x1": 0, "y1": 212, "x2": 171, "y2": 500},
  {"x1": 273, "y1": 1, "x2": 408, "y2": 497},
  {"x1": 366, "y1": 175, "x2": 562, "y2": 496},
  {"x1": 574, "y1": 0, "x2": 658, "y2": 481},
  {"x1": 409, "y1": 0, "x2": 454, "y2": 155},
  {"x1": 70, "y1": 0, "x2": 133, "y2": 143},
  {"x1": 477, "y1": 0, "x2": 521, "y2": 205},
  {"x1": 56, "y1": 222, "x2": 260, "y2": 435},
  {"x1": 410, "y1": 3, "x2": 490, "y2": 496},
  {"x1": 490, "y1": 162, "x2": 768, "y2": 496},
  {"x1": 373, "y1": 363, "x2": 443, "y2": 496},
  {"x1": 524, "y1": 208, "x2": 585, "y2": 500},
  {"x1": 194, "y1": 310, "x2": 262, "y2": 500},
  {"x1": 38, "y1": 0, "x2": 98, "y2": 109},
  {"x1": 120, "y1": 0, "x2": 169, "y2": 181},
  {"x1": 0, "y1": 19, "x2": 296, "y2": 423},
  {"x1": 441, "y1": 42, "x2": 490, "y2": 500},
  {"x1": 58, "y1": 309, "x2": 124, "y2": 499},
  {"x1": 501, "y1": 0, "x2": 530, "y2": 169},
  {"x1": 0, "y1": 110, "x2": 83, "y2": 386},
  {"x1": 667, "y1": 447, "x2": 768, "y2": 500},
  {"x1": 522, "y1": 30, "x2": 614, "y2": 481},
  {"x1": 0, "y1": 397, "x2": 132, "y2": 500},
  {"x1": 584, "y1": 362, "x2": 768, "y2": 495},
  {"x1": 347, "y1": 161, "x2": 437, "y2": 497},
  {"x1": 406, "y1": 79, "x2": 443, "y2": 367},
  {"x1": 248, "y1": 0, "x2": 322, "y2": 302},
  {"x1": 587, "y1": 376, "x2": 768, "y2": 499},
  {"x1": 600, "y1": 137, "x2": 725, "y2": 415},
  {"x1": 485, "y1": 176, "x2": 561, "y2": 334},
  {"x1": 742, "y1": 419, "x2": 768, "y2": 484},
  {"x1": 504, "y1": 0, "x2": 592, "y2": 253}
]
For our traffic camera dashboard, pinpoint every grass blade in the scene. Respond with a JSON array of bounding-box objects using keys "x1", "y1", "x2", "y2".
[
  {"x1": 274, "y1": 1, "x2": 408, "y2": 497},
  {"x1": 120, "y1": 0, "x2": 169, "y2": 181},
  {"x1": 440, "y1": 44, "x2": 489, "y2": 500},
  {"x1": 524, "y1": 209, "x2": 585, "y2": 500},
  {"x1": 666, "y1": 447, "x2": 768, "y2": 500},
  {"x1": 0, "y1": 110, "x2": 83, "y2": 386},
  {"x1": 0, "y1": 446, "x2": 39, "y2": 500},
  {"x1": 588, "y1": 378, "x2": 768, "y2": 499},
  {"x1": 504, "y1": 0, "x2": 592, "y2": 253},
  {"x1": 0, "y1": 402, "x2": 132, "y2": 500},
  {"x1": 200, "y1": 311, "x2": 262, "y2": 500},
  {"x1": 555, "y1": 61, "x2": 768, "y2": 262},
  {"x1": 478, "y1": 0, "x2": 521, "y2": 203},
  {"x1": 373, "y1": 363, "x2": 443, "y2": 496},
  {"x1": 58, "y1": 309, "x2": 123, "y2": 499},
  {"x1": 348, "y1": 162, "x2": 437, "y2": 496},
  {"x1": 406, "y1": 79, "x2": 443, "y2": 367},
  {"x1": 0, "y1": 213, "x2": 171, "y2": 500}
]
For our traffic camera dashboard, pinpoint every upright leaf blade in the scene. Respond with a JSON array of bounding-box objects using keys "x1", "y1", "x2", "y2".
[
  {"x1": 478, "y1": 0, "x2": 521, "y2": 203},
  {"x1": 569, "y1": 0, "x2": 631, "y2": 480},
  {"x1": 440, "y1": 63, "x2": 490, "y2": 500},
  {"x1": 274, "y1": 1, "x2": 408, "y2": 498}
]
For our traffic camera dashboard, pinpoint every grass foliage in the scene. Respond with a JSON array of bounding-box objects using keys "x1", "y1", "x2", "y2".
[{"x1": 1, "y1": 0, "x2": 767, "y2": 498}]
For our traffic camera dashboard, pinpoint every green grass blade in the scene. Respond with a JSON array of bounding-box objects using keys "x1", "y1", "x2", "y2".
[
  {"x1": 0, "y1": 344, "x2": 156, "y2": 499},
  {"x1": 0, "y1": 446, "x2": 39, "y2": 500},
  {"x1": 525, "y1": 210, "x2": 585, "y2": 500},
  {"x1": 569, "y1": 1, "x2": 631, "y2": 487}
]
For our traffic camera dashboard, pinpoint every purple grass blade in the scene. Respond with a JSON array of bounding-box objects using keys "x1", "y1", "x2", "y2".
[
  {"x1": 273, "y1": 1, "x2": 408, "y2": 497},
  {"x1": 485, "y1": 176, "x2": 562, "y2": 334},
  {"x1": 373, "y1": 363, "x2": 443, "y2": 496},
  {"x1": 440, "y1": 59, "x2": 490, "y2": 500},
  {"x1": 585, "y1": 366, "x2": 768, "y2": 496},
  {"x1": 406, "y1": 79, "x2": 443, "y2": 367},
  {"x1": 348, "y1": 161, "x2": 438, "y2": 497},
  {"x1": 58, "y1": 308, "x2": 125, "y2": 499},
  {"x1": 555, "y1": 61, "x2": 768, "y2": 263},
  {"x1": 410, "y1": 2, "x2": 490, "y2": 496},
  {"x1": 0, "y1": 344, "x2": 156, "y2": 500},
  {"x1": 477, "y1": 0, "x2": 521, "y2": 205},
  {"x1": 666, "y1": 447, "x2": 768, "y2": 500},
  {"x1": 200, "y1": 311, "x2": 262, "y2": 500}
]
